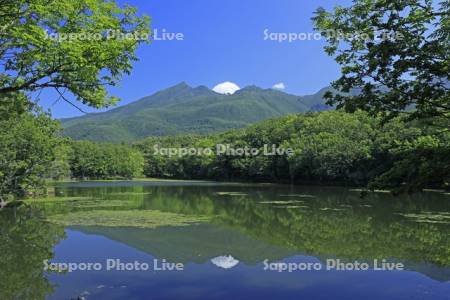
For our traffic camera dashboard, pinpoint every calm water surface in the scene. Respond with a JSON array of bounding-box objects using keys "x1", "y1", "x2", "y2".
[{"x1": 1, "y1": 181, "x2": 450, "y2": 300}]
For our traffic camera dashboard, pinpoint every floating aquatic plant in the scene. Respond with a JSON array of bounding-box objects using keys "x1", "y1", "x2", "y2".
[{"x1": 48, "y1": 210, "x2": 210, "y2": 228}]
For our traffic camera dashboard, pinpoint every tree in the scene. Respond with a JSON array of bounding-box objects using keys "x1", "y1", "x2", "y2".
[
  {"x1": 313, "y1": 0, "x2": 449, "y2": 120},
  {"x1": 284, "y1": 111, "x2": 374, "y2": 183},
  {"x1": 0, "y1": 0, "x2": 150, "y2": 109},
  {"x1": 0, "y1": 98, "x2": 64, "y2": 198},
  {"x1": 370, "y1": 133, "x2": 450, "y2": 193},
  {"x1": 69, "y1": 141, "x2": 144, "y2": 179},
  {"x1": 0, "y1": 0, "x2": 150, "y2": 199}
]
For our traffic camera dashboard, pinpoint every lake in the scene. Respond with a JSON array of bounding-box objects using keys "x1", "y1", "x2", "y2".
[{"x1": 1, "y1": 181, "x2": 450, "y2": 300}]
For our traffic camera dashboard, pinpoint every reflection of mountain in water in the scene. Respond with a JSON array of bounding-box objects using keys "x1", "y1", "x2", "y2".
[
  {"x1": 54, "y1": 183, "x2": 450, "y2": 282},
  {"x1": 73, "y1": 222, "x2": 450, "y2": 283},
  {"x1": 73, "y1": 223, "x2": 296, "y2": 265},
  {"x1": 405, "y1": 263, "x2": 450, "y2": 282}
]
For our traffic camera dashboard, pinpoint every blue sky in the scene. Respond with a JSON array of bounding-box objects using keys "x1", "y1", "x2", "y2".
[{"x1": 39, "y1": 0, "x2": 351, "y2": 118}]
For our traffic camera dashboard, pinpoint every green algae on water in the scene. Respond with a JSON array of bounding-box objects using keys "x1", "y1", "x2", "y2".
[{"x1": 48, "y1": 209, "x2": 210, "y2": 228}]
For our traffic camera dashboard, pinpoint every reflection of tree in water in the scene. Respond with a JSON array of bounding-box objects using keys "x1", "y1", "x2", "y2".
[
  {"x1": 142, "y1": 186, "x2": 450, "y2": 267},
  {"x1": 48, "y1": 184, "x2": 450, "y2": 279},
  {"x1": 0, "y1": 206, "x2": 65, "y2": 300}
]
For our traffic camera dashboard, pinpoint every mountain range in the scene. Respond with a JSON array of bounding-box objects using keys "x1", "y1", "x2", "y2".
[{"x1": 61, "y1": 82, "x2": 333, "y2": 142}]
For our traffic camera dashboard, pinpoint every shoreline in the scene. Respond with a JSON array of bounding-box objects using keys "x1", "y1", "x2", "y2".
[{"x1": 47, "y1": 178, "x2": 450, "y2": 196}]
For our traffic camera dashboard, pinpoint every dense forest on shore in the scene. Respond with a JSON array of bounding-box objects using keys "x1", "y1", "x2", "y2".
[
  {"x1": 134, "y1": 111, "x2": 450, "y2": 192},
  {"x1": 2, "y1": 107, "x2": 449, "y2": 198},
  {"x1": 68, "y1": 110, "x2": 449, "y2": 193},
  {"x1": 0, "y1": 0, "x2": 448, "y2": 200}
]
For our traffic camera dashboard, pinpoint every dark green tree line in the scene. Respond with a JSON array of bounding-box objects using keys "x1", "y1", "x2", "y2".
[
  {"x1": 134, "y1": 111, "x2": 450, "y2": 192},
  {"x1": 69, "y1": 141, "x2": 144, "y2": 179}
]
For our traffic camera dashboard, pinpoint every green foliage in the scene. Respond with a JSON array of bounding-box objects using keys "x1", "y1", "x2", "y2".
[
  {"x1": 0, "y1": 0, "x2": 150, "y2": 197},
  {"x1": 313, "y1": 0, "x2": 449, "y2": 120},
  {"x1": 134, "y1": 111, "x2": 450, "y2": 191},
  {"x1": 0, "y1": 98, "x2": 65, "y2": 198},
  {"x1": 370, "y1": 131, "x2": 450, "y2": 193},
  {"x1": 134, "y1": 134, "x2": 204, "y2": 178},
  {"x1": 69, "y1": 140, "x2": 144, "y2": 179},
  {"x1": 0, "y1": 0, "x2": 150, "y2": 107},
  {"x1": 285, "y1": 111, "x2": 374, "y2": 182},
  {"x1": 46, "y1": 143, "x2": 72, "y2": 180}
]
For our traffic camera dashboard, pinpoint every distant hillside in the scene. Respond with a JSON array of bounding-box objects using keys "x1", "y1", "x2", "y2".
[{"x1": 61, "y1": 82, "x2": 332, "y2": 142}]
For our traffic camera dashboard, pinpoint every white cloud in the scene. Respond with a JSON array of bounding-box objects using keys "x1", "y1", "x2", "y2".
[
  {"x1": 212, "y1": 81, "x2": 240, "y2": 95},
  {"x1": 272, "y1": 82, "x2": 286, "y2": 90},
  {"x1": 210, "y1": 255, "x2": 239, "y2": 269}
]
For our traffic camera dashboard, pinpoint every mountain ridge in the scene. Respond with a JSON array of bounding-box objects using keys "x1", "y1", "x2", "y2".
[{"x1": 61, "y1": 83, "x2": 333, "y2": 142}]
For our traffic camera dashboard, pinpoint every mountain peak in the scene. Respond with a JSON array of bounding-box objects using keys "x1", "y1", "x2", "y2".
[
  {"x1": 62, "y1": 83, "x2": 332, "y2": 142},
  {"x1": 236, "y1": 85, "x2": 264, "y2": 93},
  {"x1": 153, "y1": 81, "x2": 193, "y2": 97},
  {"x1": 170, "y1": 81, "x2": 191, "y2": 89},
  {"x1": 193, "y1": 85, "x2": 211, "y2": 92}
]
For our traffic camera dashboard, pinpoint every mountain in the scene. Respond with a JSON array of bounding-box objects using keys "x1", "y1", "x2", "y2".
[
  {"x1": 75, "y1": 224, "x2": 296, "y2": 265},
  {"x1": 61, "y1": 82, "x2": 332, "y2": 142}
]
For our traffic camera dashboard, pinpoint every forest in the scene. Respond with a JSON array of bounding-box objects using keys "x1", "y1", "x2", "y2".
[
  {"x1": 133, "y1": 111, "x2": 450, "y2": 193},
  {"x1": 0, "y1": 0, "x2": 448, "y2": 200},
  {"x1": 2, "y1": 107, "x2": 449, "y2": 198}
]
